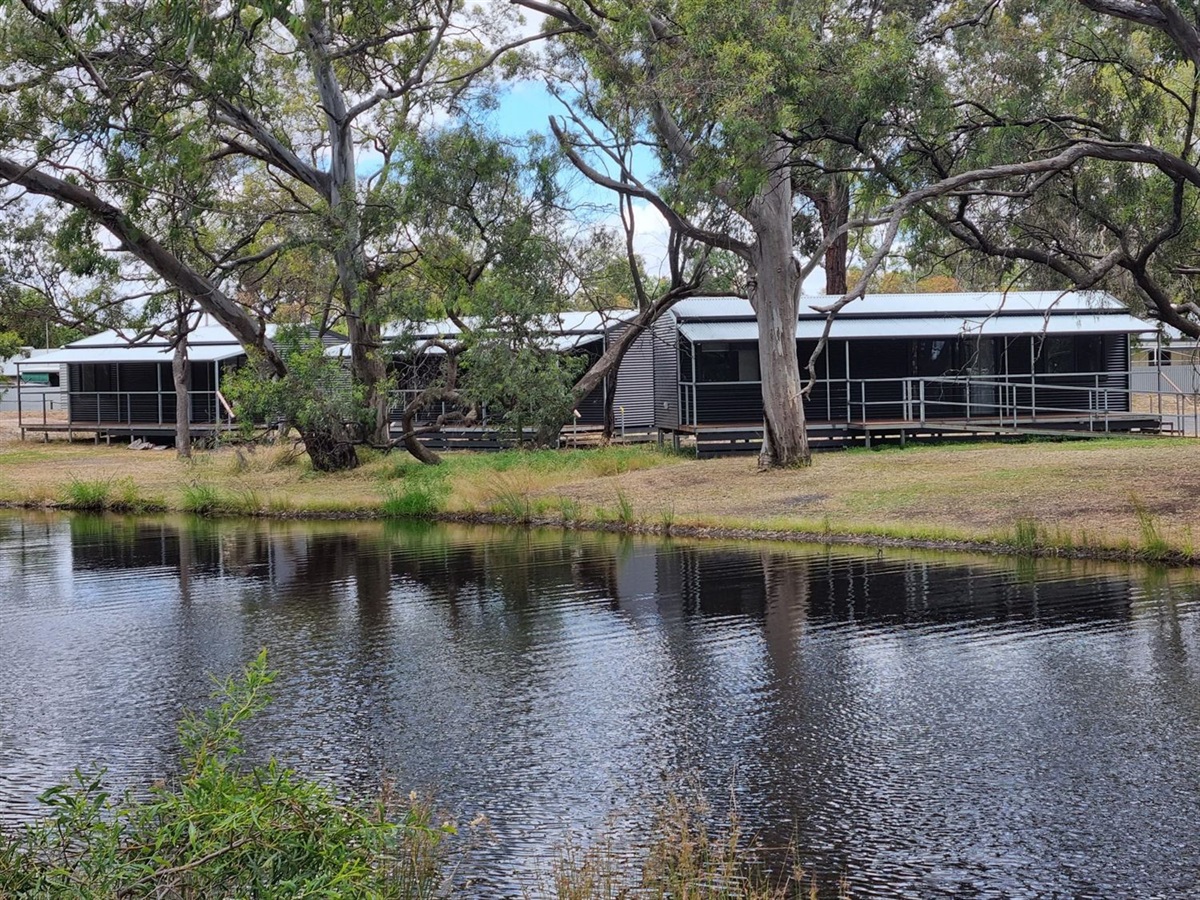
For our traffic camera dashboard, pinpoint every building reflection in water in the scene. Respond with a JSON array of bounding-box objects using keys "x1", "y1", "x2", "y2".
[{"x1": 3, "y1": 512, "x2": 1199, "y2": 896}]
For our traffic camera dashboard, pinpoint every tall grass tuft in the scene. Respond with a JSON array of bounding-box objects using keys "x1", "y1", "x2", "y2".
[
  {"x1": 489, "y1": 484, "x2": 533, "y2": 522},
  {"x1": 1133, "y1": 500, "x2": 1171, "y2": 559},
  {"x1": 557, "y1": 496, "x2": 582, "y2": 524},
  {"x1": 545, "y1": 790, "x2": 843, "y2": 899},
  {"x1": 1011, "y1": 519, "x2": 1040, "y2": 553},
  {"x1": 61, "y1": 477, "x2": 112, "y2": 510},
  {"x1": 382, "y1": 483, "x2": 443, "y2": 518},
  {"x1": 614, "y1": 490, "x2": 636, "y2": 527},
  {"x1": 181, "y1": 483, "x2": 223, "y2": 516}
]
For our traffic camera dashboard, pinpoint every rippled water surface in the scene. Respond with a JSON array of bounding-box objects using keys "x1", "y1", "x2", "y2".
[{"x1": 2, "y1": 511, "x2": 1200, "y2": 897}]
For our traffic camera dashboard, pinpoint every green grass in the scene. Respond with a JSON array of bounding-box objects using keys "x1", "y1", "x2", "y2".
[
  {"x1": 181, "y1": 483, "x2": 223, "y2": 516},
  {"x1": 614, "y1": 490, "x2": 636, "y2": 526},
  {"x1": 386, "y1": 445, "x2": 675, "y2": 481},
  {"x1": 382, "y1": 484, "x2": 442, "y2": 518},
  {"x1": 487, "y1": 483, "x2": 534, "y2": 522},
  {"x1": 1011, "y1": 520, "x2": 1040, "y2": 553},
  {"x1": 61, "y1": 477, "x2": 112, "y2": 510},
  {"x1": 1133, "y1": 501, "x2": 1171, "y2": 559}
]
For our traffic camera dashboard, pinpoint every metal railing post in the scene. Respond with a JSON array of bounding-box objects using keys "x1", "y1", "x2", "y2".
[{"x1": 919, "y1": 380, "x2": 926, "y2": 426}]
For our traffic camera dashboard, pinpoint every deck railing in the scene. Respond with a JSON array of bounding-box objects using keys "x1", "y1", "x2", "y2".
[
  {"x1": 18, "y1": 389, "x2": 231, "y2": 431},
  {"x1": 677, "y1": 369, "x2": 1200, "y2": 435}
]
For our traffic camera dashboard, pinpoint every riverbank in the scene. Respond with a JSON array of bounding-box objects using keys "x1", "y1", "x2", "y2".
[{"x1": 2, "y1": 428, "x2": 1198, "y2": 564}]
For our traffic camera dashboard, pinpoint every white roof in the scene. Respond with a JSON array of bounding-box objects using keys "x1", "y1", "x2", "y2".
[
  {"x1": 18, "y1": 322, "x2": 282, "y2": 366},
  {"x1": 681, "y1": 312, "x2": 1152, "y2": 343},
  {"x1": 25, "y1": 343, "x2": 247, "y2": 365},
  {"x1": 671, "y1": 291, "x2": 1134, "y2": 321},
  {"x1": 382, "y1": 308, "x2": 636, "y2": 341},
  {"x1": 2, "y1": 349, "x2": 62, "y2": 377}
]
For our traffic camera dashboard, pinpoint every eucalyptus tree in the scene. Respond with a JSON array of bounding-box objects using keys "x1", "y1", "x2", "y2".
[
  {"x1": 514, "y1": 0, "x2": 938, "y2": 467},
  {"x1": 0, "y1": 0, "x2": 550, "y2": 467},
  {"x1": 840, "y1": 1, "x2": 1200, "y2": 341}
]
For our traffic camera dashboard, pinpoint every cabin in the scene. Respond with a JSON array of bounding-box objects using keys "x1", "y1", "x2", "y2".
[
  {"x1": 12, "y1": 321, "x2": 350, "y2": 442},
  {"x1": 383, "y1": 309, "x2": 658, "y2": 437},
  {"x1": 1, "y1": 349, "x2": 67, "y2": 415},
  {"x1": 14, "y1": 323, "x2": 257, "y2": 441},
  {"x1": 653, "y1": 291, "x2": 1157, "y2": 452}
]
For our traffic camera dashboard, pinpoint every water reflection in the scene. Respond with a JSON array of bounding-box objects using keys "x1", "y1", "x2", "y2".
[{"x1": 2, "y1": 512, "x2": 1199, "y2": 897}]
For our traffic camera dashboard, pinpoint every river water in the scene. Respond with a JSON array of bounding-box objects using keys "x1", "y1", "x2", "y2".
[{"x1": 1, "y1": 511, "x2": 1199, "y2": 897}]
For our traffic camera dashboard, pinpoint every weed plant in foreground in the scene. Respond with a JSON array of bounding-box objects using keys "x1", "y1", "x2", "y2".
[
  {"x1": 0, "y1": 653, "x2": 845, "y2": 898},
  {"x1": 0, "y1": 651, "x2": 450, "y2": 898}
]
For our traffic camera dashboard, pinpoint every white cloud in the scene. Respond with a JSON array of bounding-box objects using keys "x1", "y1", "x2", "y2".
[{"x1": 590, "y1": 200, "x2": 672, "y2": 277}]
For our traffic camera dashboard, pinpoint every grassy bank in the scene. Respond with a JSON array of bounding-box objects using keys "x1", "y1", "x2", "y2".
[{"x1": 2, "y1": 431, "x2": 1199, "y2": 564}]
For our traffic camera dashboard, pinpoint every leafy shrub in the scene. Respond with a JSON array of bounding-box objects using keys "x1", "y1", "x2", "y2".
[{"x1": 0, "y1": 652, "x2": 451, "y2": 898}]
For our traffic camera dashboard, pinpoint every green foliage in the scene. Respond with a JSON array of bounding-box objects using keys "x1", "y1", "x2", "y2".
[
  {"x1": 223, "y1": 328, "x2": 369, "y2": 441},
  {"x1": 181, "y1": 483, "x2": 222, "y2": 515},
  {"x1": 61, "y1": 477, "x2": 112, "y2": 510},
  {"x1": 382, "y1": 483, "x2": 444, "y2": 518},
  {"x1": 461, "y1": 339, "x2": 586, "y2": 442},
  {"x1": 0, "y1": 651, "x2": 451, "y2": 898},
  {"x1": 0, "y1": 330, "x2": 21, "y2": 360}
]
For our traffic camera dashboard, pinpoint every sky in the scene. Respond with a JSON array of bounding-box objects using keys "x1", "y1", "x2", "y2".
[{"x1": 478, "y1": 74, "x2": 828, "y2": 293}]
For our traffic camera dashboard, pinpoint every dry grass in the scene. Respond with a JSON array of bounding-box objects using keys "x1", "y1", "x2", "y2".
[
  {"x1": 541, "y1": 437, "x2": 1200, "y2": 554},
  {"x1": 3, "y1": 409, "x2": 1200, "y2": 558}
]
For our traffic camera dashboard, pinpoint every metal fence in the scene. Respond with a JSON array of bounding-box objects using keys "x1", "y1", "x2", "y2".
[{"x1": 678, "y1": 369, "x2": 1200, "y2": 436}]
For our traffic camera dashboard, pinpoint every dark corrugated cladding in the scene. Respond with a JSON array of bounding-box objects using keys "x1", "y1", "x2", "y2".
[
  {"x1": 611, "y1": 321, "x2": 656, "y2": 428},
  {"x1": 659, "y1": 292, "x2": 1153, "y2": 432},
  {"x1": 652, "y1": 315, "x2": 679, "y2": 429}
]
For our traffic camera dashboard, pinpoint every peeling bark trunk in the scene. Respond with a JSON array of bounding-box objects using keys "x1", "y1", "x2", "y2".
[
  {"x1": 300, "y1": 424, "x2": 359, "y2": 471},
  {"x1": 749, "y1": 140, "x2": 811, "y2": 469},
  {"x1": 817, "y1": 177, "x2": 850, "y2": 296},
  {"x1": 172, "y1": 325, "x2": 191, "y2": 460},
  {"x1": 347, "y1": 315, "x2": 390, "y2": 444},
  {"x1": 601, "y1": 372, "x2": 620, "y2": 442},
  {"x1": 306, "y1": 15, "x2": 390, "y2": 448}
]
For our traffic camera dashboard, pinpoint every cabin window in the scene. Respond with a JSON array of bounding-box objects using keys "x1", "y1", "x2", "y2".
[
  {"x1": 76, "y1": 363, "x2": 117, "y2": 392},
  {"x1": 695, "y1": 343, "x2": 759, "y2": 382},
  {"x1": 1037, "y1": 336, "x2": 1102, "y2": 374},
  {"x1": 19, "y1": 372, "x2": 59, "y2": 386}
]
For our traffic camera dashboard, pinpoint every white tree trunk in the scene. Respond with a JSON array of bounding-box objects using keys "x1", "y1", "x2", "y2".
[
  {"x1": 173, "y1": 319, "x2": 191, "y2": 460},
  {"x1": 748, "y1": 140, "x2": 811, "y2": 469}
]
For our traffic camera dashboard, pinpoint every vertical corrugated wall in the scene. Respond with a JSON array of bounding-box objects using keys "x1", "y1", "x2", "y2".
[
  {"x1": 652, "y1": 315, "x2": 679, "y2": 428},
  {"x1": 611, "y1": 322, "x2": 656, "y2": 428},
  {"x1": 1102, "y1": 334, "x2": 1130, "y2": 412}
]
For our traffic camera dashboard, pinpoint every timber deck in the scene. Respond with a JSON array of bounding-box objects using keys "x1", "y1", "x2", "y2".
[
  {"x1": 663, "y1": 413, "x2": 1166, "y2": 458},
  {"x1": 19, "y1": 421, "x2": 237, "y2": 443}
]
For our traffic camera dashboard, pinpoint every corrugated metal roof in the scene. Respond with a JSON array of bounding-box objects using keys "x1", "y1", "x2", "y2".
[
  {"x1": 680, "y1": 313, "x2": 1151, "y2": 343},
  {"x1": 671, "y1": 291, "x2": 1134, "y2": 321},
  {"x1": 23, "y1": 343, "x2": 248, "y2": 365},
  {"x1": 383, "y1": 309, "x2": 636, "y2": 341},
  {"x1": 67, "y1": 323, "x2": 282, "y2": 349}
]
